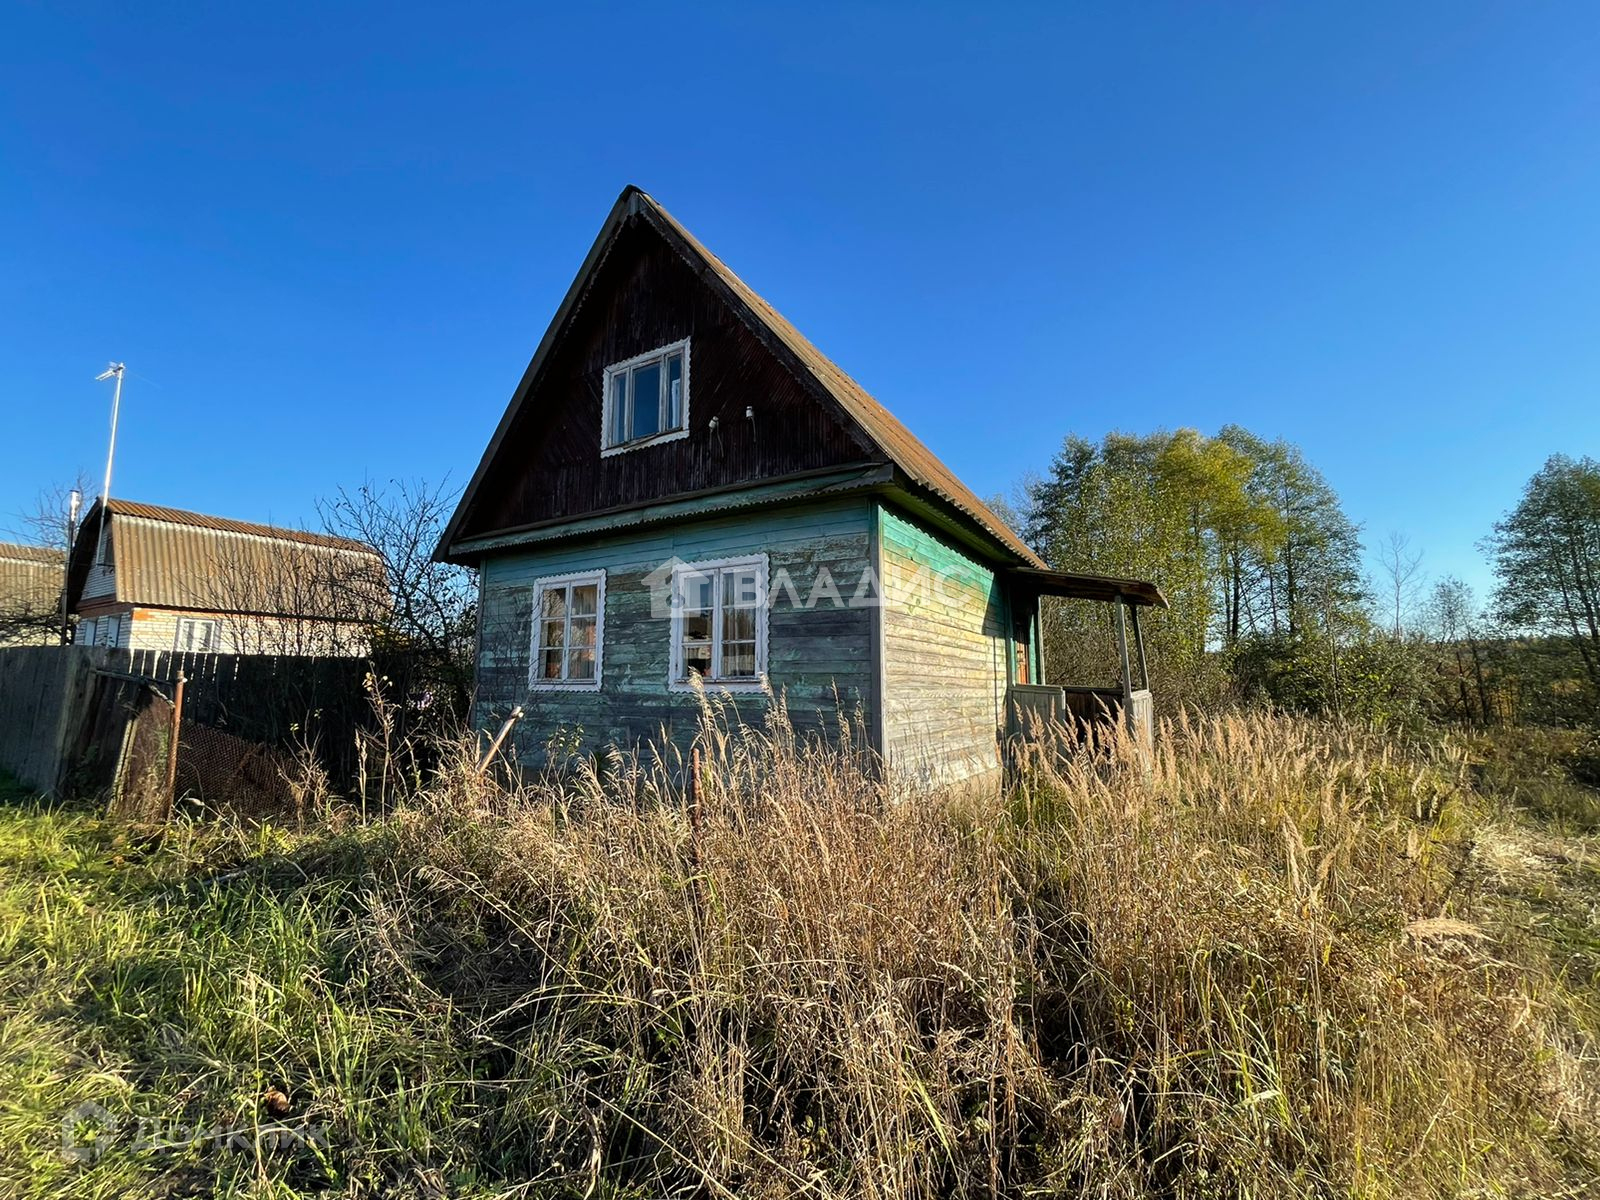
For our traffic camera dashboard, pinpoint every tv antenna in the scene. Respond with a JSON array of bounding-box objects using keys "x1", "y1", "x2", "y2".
[{"x1": 94, "y1": 363, "x2": 126, "y2": 565}]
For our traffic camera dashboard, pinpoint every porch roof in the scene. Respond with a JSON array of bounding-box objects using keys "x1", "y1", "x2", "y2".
[{"x1": 1008, "y1": 567, "x2": 1168, "y2": 608}]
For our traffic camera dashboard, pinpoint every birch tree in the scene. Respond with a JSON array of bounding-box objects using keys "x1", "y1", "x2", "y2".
[{"x1": 1489, "y1": 454, "x2": 1600, "y2": 702}]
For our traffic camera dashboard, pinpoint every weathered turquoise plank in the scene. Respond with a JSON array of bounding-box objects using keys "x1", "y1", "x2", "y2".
[
  {"x1": 476, "y1": 496, "x2": 875, "y2": 766},
  {"x1": 878, "y1": 504, "x2": 1010, "y2": 787}
]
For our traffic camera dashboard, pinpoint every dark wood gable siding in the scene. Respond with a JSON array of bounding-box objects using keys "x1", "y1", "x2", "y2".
[{"x1": 461, "y1": 217, "x2": 882, "y2": 540}]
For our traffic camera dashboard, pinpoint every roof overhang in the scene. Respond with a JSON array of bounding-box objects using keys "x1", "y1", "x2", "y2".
[
  {"x1": 443, "y1": 464, "x2": 896, "y2": 564},
  {"x1": 1008, "y1": 567, "x2": 1168, "y2": 608}
]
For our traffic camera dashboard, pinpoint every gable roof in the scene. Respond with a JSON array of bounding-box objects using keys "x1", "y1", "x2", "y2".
[
  {"x1": 67, "y1": 498, "x2": 387, "y2": 619},
  {"x1": 0, "y1": 542, "x2": 65, "y2": 567},
  {"x1": 93, "y1": 499, "x2": 376, "y2": 553},
  {"x1": 437, "y1": 186, "x2": 1045, "y2": 569},
  {"x1": 0, "y1": 542, "x2": 64, "y2": 616}
]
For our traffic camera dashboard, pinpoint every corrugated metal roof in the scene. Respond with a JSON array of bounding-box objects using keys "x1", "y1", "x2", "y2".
[
  {"x1": 0, "y1": 542, "x2": 64, "y2": 615},
  {"x1": 102, "y1": 498, "x2": 374, "y2": 553},
  {"x1": 637, "y1": 190, "x2": 1046, "y2": 569},
  {"x1": 68, "y1": 500, "x2": 386, "y2": 619},
  {"x1": 0, "y1": 542, "x2": 65, "y2": 566}
]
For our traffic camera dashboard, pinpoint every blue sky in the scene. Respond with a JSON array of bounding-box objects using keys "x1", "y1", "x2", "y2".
[{"x1": 2, "y1": 3, "x2": 1596, "y2": 608}]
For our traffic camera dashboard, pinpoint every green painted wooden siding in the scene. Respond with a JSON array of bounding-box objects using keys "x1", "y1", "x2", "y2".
[
  {"x1": 878, "y1": 504, "x2": 1010, "y2": 786},
  {"x1": 476, "y1": 497, "x2": 875, "y2": 766}
]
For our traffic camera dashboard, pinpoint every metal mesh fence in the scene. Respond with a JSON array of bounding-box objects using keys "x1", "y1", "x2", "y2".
[
  {"x1": 101, "y1": 671, "x2": 327, "y2": 823},
  {"x1": 106, "y1": 691, "x2": 171, "y2": 822}
]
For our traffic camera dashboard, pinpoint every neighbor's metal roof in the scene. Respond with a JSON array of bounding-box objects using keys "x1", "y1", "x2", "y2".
[
  {"x1": 0, "y1": 541, "x2": 64, "y2": 614},
  {"x1": 98, "y1": 499, "x2": 374, "y2": 553},
  {"x1": 68, "y1": 499, "x2": 386, "y2": 619},
  {"x1": 0, "y1": 542, "x2": 65, "y2": 566}
]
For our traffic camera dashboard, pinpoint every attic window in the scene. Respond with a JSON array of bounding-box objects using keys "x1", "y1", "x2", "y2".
[{"x1": 601, "y1": 339, "x2": 689, "y2": 454}]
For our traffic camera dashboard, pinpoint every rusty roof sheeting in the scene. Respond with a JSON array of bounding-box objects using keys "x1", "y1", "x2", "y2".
[
  {"x1": 0, "y1": 542, "x2": 64, "y2": 615},
  {"x1": 637, "y1": 191, "x2": 1044, "y2": 568},
  {"x1": 69, "y1": 500, "x2": 387, "y2": 620}
]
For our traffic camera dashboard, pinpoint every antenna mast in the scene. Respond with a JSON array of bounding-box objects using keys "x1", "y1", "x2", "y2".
[
  {"x1": 61, "y1": 488, "x2": 81, "y2": 645},
  {"x1": 94, "y1": 363, "x2": 125, "y2": 565}
]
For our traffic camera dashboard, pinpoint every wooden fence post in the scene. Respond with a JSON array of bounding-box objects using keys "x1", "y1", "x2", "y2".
[
  {"x1": 687, "y1": 746, "x2": 704, "y2": 916},
  {"x1": 477, "y1": 705, "x2": 524, "y2": 773},
  {"x1": 1114, "y1": 596, "x2": 1133, "y2": 726},
  {"x1": 688, "y1": 746, "x2": 703, "y2": 839},
  {"x1": 162, "y1": 670, "x2": 186, "y2": 822}
]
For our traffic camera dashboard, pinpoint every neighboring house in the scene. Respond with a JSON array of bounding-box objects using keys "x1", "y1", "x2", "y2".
[
  {"x1": 0, "y1": 542, "x2": 65, "y2": 646},
  {"x1": 65, "y1": 499, "x2": 387, "y2": 656},
  {"x1": 437, "y1": 186, "x2": 1165, "y2": 785}
]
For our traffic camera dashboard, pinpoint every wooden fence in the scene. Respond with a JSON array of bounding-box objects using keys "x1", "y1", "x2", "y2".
[
  {"x1": 0, "y1": 646, "x2": 420, "y2": 805},
  {"x1": 0, "y1": 646, "x2": 109, "y2": 793},
  {"x1": 118, "y1": 649, "x2": 379, "y2": 785}
]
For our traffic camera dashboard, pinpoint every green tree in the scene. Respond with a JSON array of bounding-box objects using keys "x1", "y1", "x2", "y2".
[
  {"x1": 1024, "y1": 426, "x2": 1367, "y2": 714},
  {"x1": 1025, "y1": 433, "x2": 1209, "y2": 697},
  {"x1": 1488, "y1": 454, "x2": 1600, "y2": 703},
  {"x1": 1217, "y1": 426, "x2": 1364, "y2": 642},
  {"x1": 1426, "y1": 575, "x2": 1493, "y2": 723}
]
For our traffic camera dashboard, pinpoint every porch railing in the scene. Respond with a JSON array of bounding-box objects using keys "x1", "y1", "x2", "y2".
[{"x1": 1007, "y1": 683, "x2": 1153, "y2": 747}]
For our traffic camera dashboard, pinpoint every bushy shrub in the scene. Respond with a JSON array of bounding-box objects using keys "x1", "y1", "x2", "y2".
[{"x1": 1232, "y1": 629, "x2": 1434, "y2": 728}]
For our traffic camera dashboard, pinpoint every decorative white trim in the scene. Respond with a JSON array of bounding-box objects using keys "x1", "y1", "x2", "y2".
[
  {"x1": 599, "y1": 337, "x2": 691, "y2": 457},
  {"x1": 667, "y1": 553, "x2": 770, "y2": 693},
  {"x1": 528, "y1": 569, "x2": 607, "y2": 691}
]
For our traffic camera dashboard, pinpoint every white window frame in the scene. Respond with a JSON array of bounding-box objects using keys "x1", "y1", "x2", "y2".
[
  {"x1": 78, "y1": 617, "x2": 97, "y2": 646},
  {"x1": 668, "y1": 553, "x2": 769, "y2": 693},
  {"x1": 175, "y1": 617, "x2": 220, "y2": 653},
  {"x1": 600, "y1": 338, "x2": 691, "y2": 456},
  {"x1": 528, "y1": 570, "x2": 606, "y2": 690},
  {"x1": 100, "y1": 614, "x2": 122, "y2": 649}
]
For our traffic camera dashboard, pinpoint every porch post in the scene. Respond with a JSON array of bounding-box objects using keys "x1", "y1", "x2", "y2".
[
  {"x1": 1129, "y1": 603, "x2": 1149, "y2": 691},
  {"x1": 1114, "y1": 595, "x2": 1133, "y2": 717},
  {"x1": 1034, "y1": 597, "x2": 1046, "y2": 686}
]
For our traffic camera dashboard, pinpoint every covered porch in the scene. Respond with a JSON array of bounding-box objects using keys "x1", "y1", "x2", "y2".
[{"x1": 1004, "y1": 568, "x2": 1168, "y2": 747}]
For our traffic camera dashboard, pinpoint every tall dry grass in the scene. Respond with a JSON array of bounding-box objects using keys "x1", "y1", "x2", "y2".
[{"x1": 349, "y1": 702, "x2": 1594, "y2": 1197}]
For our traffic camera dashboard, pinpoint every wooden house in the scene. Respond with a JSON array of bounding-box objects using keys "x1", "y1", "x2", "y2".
[
  {"x1": 65, "y1": 499, "x2": 387, "y2": 656},
  {"x1": 437, "y1": 187, "x2": 1165, "y2": 785}
]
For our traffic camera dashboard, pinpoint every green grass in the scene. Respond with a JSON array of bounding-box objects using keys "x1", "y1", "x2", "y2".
[
  {"x1": 0, "y1": 712, "x2": 1596, "y2": 1199},
  {"x1": 0, "y1": 781, "x2": 452, "y2": 1199}
]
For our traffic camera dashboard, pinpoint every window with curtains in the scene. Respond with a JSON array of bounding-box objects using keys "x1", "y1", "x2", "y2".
[
  {"x1": 669, "y1": 555, "x2": 768, "y2": 690},
  {"x1": 529, "y1": 571, "x2": 605, "y2": 688},
  {"x1": 600, "y1": 339, "x2": 689, "y2": 453}
]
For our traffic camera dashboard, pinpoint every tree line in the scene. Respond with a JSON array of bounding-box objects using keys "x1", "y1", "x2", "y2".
[{"x1": 1005, "y1": 430, "x2": 1600, "y2": 729}]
